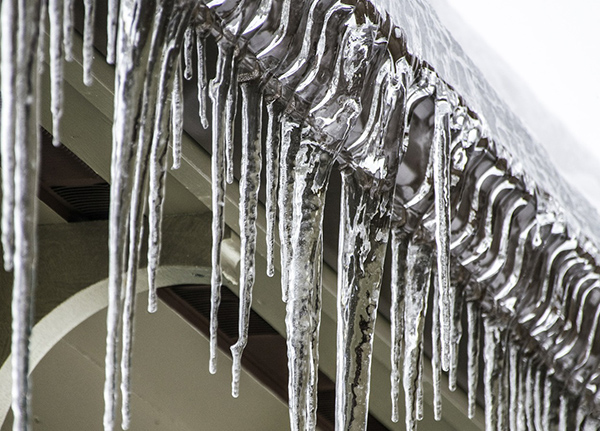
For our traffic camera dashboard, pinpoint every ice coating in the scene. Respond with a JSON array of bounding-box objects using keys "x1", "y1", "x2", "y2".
[
  {"x1": 4, "y1": 1, "x2": 600, "y2": 431},
  {"x1": 230, "y1": 81, "x2": 263, "y2": 398}
]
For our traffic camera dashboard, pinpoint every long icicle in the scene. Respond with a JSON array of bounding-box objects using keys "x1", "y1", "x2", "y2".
[
  {"x1": 195, "y1": 29, "x2": 209, "y2": 129},
  {"x1": 183, "y1": 26, "x2": 193, "y2": 80},
  {"x1": 432, "y1": 264, "x2": 443, "y2": 420},
  {"x1": 285, "y1": 143, "x2": 334, "y2": 431},
  {"x1": 171, "y1": 61, "x2": 184, "y2": 170},
  {"x1": 48, "y1": 0, "x2": 64, "y2": 147},
  {"x1": 482, "y1": 314, "x2": 502, "y2": 431},
  {"x1": 390, "y1": 227, "x2": 408, "y2": 423},
  {"x1": 119, "y1": 2, "x2": 180, "y2": 416},
  {"x1": 230, "y1": 81, "x2": 263, "y2": 397},
  {"x1": 265, "y1": 100, "x2": 281, "y2": 277},
  {"x1": 104, "y1": 2, "x2": 158, "y2": 429},
  {"x1": 1, "y1": 0, "x2": 17, "y2": 272},
  {"x1": 106, "y1": 0, "x2": 119, "y2": 64},
  {"x1": 225, "y1": 51, "x2": 238, "y2": 185},
  {"x1": 403, "y1": 238, "x2": 433, "y2": 431},
  {"x1": 449, "y1": 279, "x2": 463, "y2": 391},
  {"x1": 467, "y1": 300, "x2": 480, "y2": 419},
  {"x1": 141, "y1": 0, "x2": 177, "y2": 314},
  {"x1": 82, "y1": 0, "x2": 96, "y2": 86},
  {"x1": 433, "y1": 90, "x2": 452, "y2": 373},
  {"x1": 335, "y1": 170, "x2": 394, "y2": 430},
  {"x1": 62, "y1": 0, "x2": 74, "y2": 61},
  {"x1": 278, "y1": 117, "x2": 301, "y2": 303},
  {"x1": 11, "y1": 3, "x2": 43, "y2": 431},
  {"x1": 147, "y1": 0, "x2": 193, "y2": 312},
  {"x1": 208, "y1": 40, "x2": 235, "y2": 374}
]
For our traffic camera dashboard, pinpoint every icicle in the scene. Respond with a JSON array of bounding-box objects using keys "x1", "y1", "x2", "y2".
[
  {"x1": 575, "y1": 406, "x2": 587, "y2": 430},
  {"x1": 120, "y1": 16, "x2": 175, "y2": 419},
  {"x1": 278, "y1": 117, "x2": 301, "y2": 303},
  {"x1": 82, "y1": 0, "x2": 96, "y2": 86},
  {"x1": 542, "y1": 373, "x2": 552, "y2": 431},
  {"x1": 525, "y1": 360, "x2": 535, "y2": 431},
  {"x1": 403, "y1": 239, "x2": 433, "y2": 431},
  {"x1": 225, "y1": 53, "x2": 238, "y2": 185},
  {"x1": 106, "y1": 2, "x2": 192, "y2": 428},
  {"x1": 467, "y1": 300, "x2": 480, "y2": 419},
  {"x1": 482, "y1": 315, "x2": 502, "y2": 431},
  {"x1": 10, "y1": 3, "x2": 43, "y2": 431},
  {"x1": 230, "y1": 82, "x2": 263, "y2": 398},
  {"x1": 195, "y1": 30, "x2": 209, "y2": 129},
  {"x1": 390, "y1": 227, "x2": 408, "y2": 423},
  {"x1": 1, "y1": 0, "x2": 17, "y2": 272},
  {"x1": 416, "y1": 351, "x2": 425, "y2": 422},
  {"x1": 432, "y1": 265, "x2": 443, "y2": 420},
  {"x1": 105, "y1": 1, "x2": 150, "y2": 426},
  {"x1": 171, "y1": 61, "x2": 183, "y2": 170},
  {"x1": 183, "y1": 26, "x2": 193, "y2": 80},
  {"x1": 508, "y1": 343, "x2": 519, "y2": 430},
  {"x1": 62, "y1": 0, "x2": 74, "y2": 61},
  {"x1": 265, "y1": 101, "x2": 281, "y2": 277},
  {"x1": 449, "y1": 280, "x2": 463, "y2": 391},
  {"x1": 559, "y1": 394, "x2": 568, "y2": 431},
  {"x1": 120, "y1": 219, "x2": 144, "y2": 431},
  {"x1": 533, "y1": 368, "x2": 543, "y2": 430},
  {"x1": 433, "y1": 91, "x2": 452, "y2": 372},
  {"x1": 335, "y1": 169, "x2": 394, "y2": 430},
  {"x1": 517, "y1": 358, "x2": 526, "y2": 431},
  {"x1": 285, "y1": 143, "x2": 335, "y2": 431},
  {"x1": 48, "y1": 0, "x2": 64, "y2": 147},
  {"x1": 106, "y1": 0, "x2": 119, "y2": 64},
  {"x1": 208, "y1": 41, "x2": 235, "y2": 374},
  {"x1": 147, "y1": 1, "x2": 193, "y2": 314},
  {"x1": 141, "y1": 0, "x2": 179, "y2": 314},
  {"x1": 37, "y1": 0, "x2": 47, "y2": 73}
]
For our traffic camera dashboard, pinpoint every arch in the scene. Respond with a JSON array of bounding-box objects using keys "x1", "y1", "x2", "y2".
[{"x1": 0, "y1": 264, "x2": 211, "y2": 424}]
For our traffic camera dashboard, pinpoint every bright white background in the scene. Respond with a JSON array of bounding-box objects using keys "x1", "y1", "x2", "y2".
[{"x1": 429, "y1": 0, "x2": 600, "y2": 211}]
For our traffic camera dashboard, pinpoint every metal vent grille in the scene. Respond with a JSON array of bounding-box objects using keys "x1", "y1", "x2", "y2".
[{"x1": 39, "y1": 128, "x2": 110, "y2": 222}]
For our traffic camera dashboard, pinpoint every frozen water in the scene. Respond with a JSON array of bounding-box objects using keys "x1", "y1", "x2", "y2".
[{"x1": 3, "y1": 1, "x2": 600, "y2": 431}]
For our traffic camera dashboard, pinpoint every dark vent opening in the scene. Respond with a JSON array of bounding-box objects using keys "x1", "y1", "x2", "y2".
[{"x1": 39, "y1": 128, "x2": 110, "y2": 222}]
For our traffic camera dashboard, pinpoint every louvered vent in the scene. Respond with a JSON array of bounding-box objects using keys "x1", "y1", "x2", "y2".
[{"x1": 39, "y1": 129, "x2": 110, "y2": 222}]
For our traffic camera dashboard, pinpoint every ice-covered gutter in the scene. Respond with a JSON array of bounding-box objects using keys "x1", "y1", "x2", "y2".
[{"x1": 2, "y1": 1, "x2": 600, "y2": 431}]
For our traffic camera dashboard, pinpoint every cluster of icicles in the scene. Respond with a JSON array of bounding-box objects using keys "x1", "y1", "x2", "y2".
[{"x1": 3, "y1": 0, "x2": 600, "y2": 431}]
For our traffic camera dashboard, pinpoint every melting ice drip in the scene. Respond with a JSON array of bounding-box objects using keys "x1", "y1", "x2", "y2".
[{"x1": 3, "y1": 0, "x2": 600, "y2": 431}]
